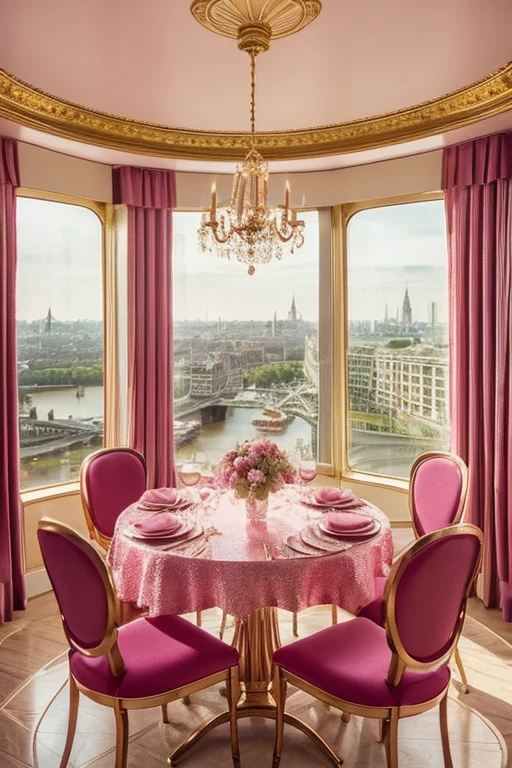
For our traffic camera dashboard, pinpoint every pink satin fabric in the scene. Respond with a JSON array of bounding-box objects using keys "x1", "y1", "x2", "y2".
[
  {"x1": 443, "y1": 132, "x2": 512, "y2": 619},
  {"x1": 0, "y1": 137, "x2": 26, "y2": 623},
  {"x1": 107, "y1": 487, "x2": 393, "y2": 617}
]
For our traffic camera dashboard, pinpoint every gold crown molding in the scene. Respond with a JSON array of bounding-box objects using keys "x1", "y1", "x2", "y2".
[
  {"x1": 190, "y1": 0, "x2": 322, "y2": 43},
  {"x1": 0, "y1": 64, "x2": 511, "y2": 162}
]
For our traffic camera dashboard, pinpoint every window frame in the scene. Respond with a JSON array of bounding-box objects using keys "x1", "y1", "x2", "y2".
[
  {"x1": 16, "y1": 188, "x2": 109, "y2": 496},
  {"x1": 172, "y1": 205, "x2": 336, "y2": 477},
  {"x1": 17, "y1": 189, "x2": 447, "y2": 501},
  {"x1": 334, "y1": 191, "x2": 446, "y2": 489}
]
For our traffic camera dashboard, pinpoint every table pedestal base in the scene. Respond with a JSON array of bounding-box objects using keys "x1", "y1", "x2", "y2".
[
  {"x1": 168, "y1": 709, "x2": 342, "y2": 766},
  {"x1": 167, "y1": 606, "x2": 342, "y2": 766}
]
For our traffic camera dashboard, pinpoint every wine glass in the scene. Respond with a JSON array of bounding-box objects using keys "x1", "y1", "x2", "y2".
[
  {"x1": 178, "y1": 464, "x2": 202, "y2": 487},
  {"x1": 298, "y1": 458, "x2": 317, "y2": 485}
]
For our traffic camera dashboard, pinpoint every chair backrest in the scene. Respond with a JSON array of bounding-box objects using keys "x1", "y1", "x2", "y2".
[
  {"x1": 37, "y1": 518, "x2": 122, "y2": 668},
  {"x1": 384, "y1": 524, "x2": 482, "y2": 684},
  {"x1": 409, "y1": 451, "x2": 468, "y2": 538},
  {"x1": 80, "y1": 447, "x2": 147, "y2": 548}
]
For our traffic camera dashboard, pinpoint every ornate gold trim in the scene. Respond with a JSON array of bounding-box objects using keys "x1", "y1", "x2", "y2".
[
  {"x1": 190, "y1": 0, "x2": 322, "y2": 45},
  {"x1": 1, "y1": 64, "x2": 512, "y2": 161}
]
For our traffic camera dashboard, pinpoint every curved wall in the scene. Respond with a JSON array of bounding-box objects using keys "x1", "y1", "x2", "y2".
[{"x1": 19, "y1": 141, "x2": 441, "y2": 578}]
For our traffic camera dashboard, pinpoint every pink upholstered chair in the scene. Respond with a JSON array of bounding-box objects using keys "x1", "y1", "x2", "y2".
[
  {"x1": 409, "y1": 451, "x2": 468, "y2": 539},
  {"x1": 80, "y1": 447, "x2": 147, "y2": 551},
  {"x1": 358, "y1": 451, "x2": 470, "y2": 691},
  {"x1": 80, "y1": 447, "x2": 203, "y2": 630},
  {"x1": 37, "y1": 518, "x2": 241, "y2": 768},
  {"x1": 272, "y1": 523, "x2": 482, "y2": 768}
]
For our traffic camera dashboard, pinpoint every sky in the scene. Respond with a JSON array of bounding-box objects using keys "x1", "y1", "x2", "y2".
[
  {"x1": 347, "y1": 200, "x2": 448, "y2": 324},
  {"x1": 16, "y1": 197, "x2": 447, "y2": 325},
  {"x1": 17, "y1": 197, "x2": 103, "y2": 322},
  {"x1": 173, "y1": 210, "x2": 319, "y2": 323}
]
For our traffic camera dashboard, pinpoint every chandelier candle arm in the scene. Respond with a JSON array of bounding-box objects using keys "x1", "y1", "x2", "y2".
[
  {"x1": 196, "y1": 3, "x2": 307, "y2": 275},
  {"x1": 210, "y1": 181, "x2": 217, "y2": 222}
]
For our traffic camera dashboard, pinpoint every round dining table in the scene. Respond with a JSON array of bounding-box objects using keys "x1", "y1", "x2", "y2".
[{"x1": 107, "y1": 485, "x2": 393, "y2": 764}]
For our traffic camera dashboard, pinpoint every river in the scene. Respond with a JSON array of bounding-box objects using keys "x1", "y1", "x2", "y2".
[
  {"x1": 25, "y1": 385, "x2": 104, "y2": 422},
  {"x1": 21, "y1": 386, "x2": 445, "y2": 485},
  {"x1": 175, "y1": 407, "x2": 313, "y2": 469},
  {"x1": 20, "y1": 386, "x2": 314, "y2": 488}
]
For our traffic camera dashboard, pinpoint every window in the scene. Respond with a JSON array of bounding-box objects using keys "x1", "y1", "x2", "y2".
[
  {"x1": 345, "y1": 198, "x2": 449, "y2": 479},
  {"x1": 172, "y1": 210, "x2": 330, "y2": 474},
  {"x1": 17, "y1": 195, "x2": 104, "y2": 490}
]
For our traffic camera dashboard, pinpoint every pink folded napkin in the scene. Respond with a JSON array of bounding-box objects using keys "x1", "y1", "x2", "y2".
[
  {"x1": 132, "y1": 513, "x2": 181, "y2": 536},
  {"x1": 140, "y1": 488, "x2": 180, "y2": 506},
  {"x1": 313, "y1": 487, "x2": 355, "y2": 506},
  {"x1": 324, "y1": 512, "x2": 374, "y2": 533}
]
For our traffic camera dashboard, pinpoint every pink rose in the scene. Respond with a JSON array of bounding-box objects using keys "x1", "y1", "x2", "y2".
[{"x1": 247, "y1": 469, "x2": 265, "y2": 484}]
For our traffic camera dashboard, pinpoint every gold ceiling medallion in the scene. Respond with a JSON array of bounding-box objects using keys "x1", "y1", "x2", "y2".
[
  {"x1": 195, "y1": 1, "x2": 309, "y2": 273},
  {"x1": 190, "y1": 0, "x2": 322, "y2": 45},
  {"x1": 0, "y1": 63, "x2": 511, "y2": 161}
]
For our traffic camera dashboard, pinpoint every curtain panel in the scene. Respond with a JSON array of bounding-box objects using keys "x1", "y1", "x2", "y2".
[
  {"x1": 112, "y1": 167, "x2": 176, "y2": 489},
  {"x1": 442, "y1": 132, "x2": 512, "y2": 620},
  {"x1": 0, "y1": 137, "x2": 26, "y2": 622}
]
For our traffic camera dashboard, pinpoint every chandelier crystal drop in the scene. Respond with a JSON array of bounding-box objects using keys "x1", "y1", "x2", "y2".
[{"x1": 197, "y1": 21, "x2": 306, "y2": 275}]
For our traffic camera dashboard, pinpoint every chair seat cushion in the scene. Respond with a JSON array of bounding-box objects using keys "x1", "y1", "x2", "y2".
[
  {"x1": 274, "y1": 617, "x2": 450, "y2": 709},
  {"x1": 70, "y1": 614, "x2": 239, "y2": 699},
  {"x1": 357, "y1": 575, "x2": 388, "y2": 625}
]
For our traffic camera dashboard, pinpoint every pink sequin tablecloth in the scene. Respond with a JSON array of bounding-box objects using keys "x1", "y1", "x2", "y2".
[{"x1": 107, "y1": 486, "x2": 393, "y2": 618}]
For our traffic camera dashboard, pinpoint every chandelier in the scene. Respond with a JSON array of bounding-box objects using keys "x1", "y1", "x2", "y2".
[{"x1": 193, "y1": 1, "x2": 321, "y2": 274}]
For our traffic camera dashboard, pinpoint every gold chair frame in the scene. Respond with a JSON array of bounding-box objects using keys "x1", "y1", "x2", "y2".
[
  {"x1": 38, "y1": 518, "x2": 241, "y2": 768},
  {"x1": 409, "y1": 450, "x2": 470, "y2": 692},
  {"x1": 273, "y1": 523, "x2": 483, "y2": 768},
  {"x1": 79, "y1": 446, "x2": 147, "y2": 551},
  {"x1": 80, "y1": 447, "x2": 203, "y2": 629},
  {"x1": 409, "y1": 450, "x2": 469, "y2": 540}
]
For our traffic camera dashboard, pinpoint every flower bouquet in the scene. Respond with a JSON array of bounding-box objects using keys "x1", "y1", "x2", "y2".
[{"x1": 214, "y1": 437, "x2": 296, "y2": 519}]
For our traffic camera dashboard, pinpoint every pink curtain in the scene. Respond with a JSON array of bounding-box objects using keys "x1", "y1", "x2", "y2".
[
  {"x1": 0, "y1": 137, "x2": 26, "y2": 622},
  {"x1": 113, "y1": 167, "x2": 176, "y2": 488},
  {"x1": 442, "y1": 132, "x2": 512, "y2": 620}
]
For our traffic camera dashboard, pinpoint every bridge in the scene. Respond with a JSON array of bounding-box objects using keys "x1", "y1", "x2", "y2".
[
  {"x1": 174, "y1": 336, "x2": 319, "y2": 424},
  {"x1": 174, "y1": 379, "x2": 318, "y2": 428},
  {"x1": 19, "y1": 418, "x2": 102, "y2": 459}
]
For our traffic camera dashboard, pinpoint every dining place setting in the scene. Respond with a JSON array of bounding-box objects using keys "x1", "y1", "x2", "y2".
[
  {"x1": 123, "y1": 486, "x2": 215, "y2": 556},
  {"x1": 286, "y1": 485, "x2": 382, "y2": 557}
]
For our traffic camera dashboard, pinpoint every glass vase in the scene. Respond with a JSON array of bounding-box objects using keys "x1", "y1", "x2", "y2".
[{"x1": 245, "y1": 494, "x2": 269, "y2": 522}]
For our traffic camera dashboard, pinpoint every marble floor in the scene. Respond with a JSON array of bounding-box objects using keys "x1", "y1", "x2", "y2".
[{"x1": 0, "y1": 589, "x2": 510, "y2": 768}]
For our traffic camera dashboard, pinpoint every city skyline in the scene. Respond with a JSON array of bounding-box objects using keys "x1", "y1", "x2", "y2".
[
  {"x1": 347, "y1": 200, "x2": 448, "y2": 324},
  {"x1": 16, "y1": 199, "x2": 448, "y2": 325}
]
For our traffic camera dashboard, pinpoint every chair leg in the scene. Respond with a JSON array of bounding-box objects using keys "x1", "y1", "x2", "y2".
[
  {"x1": 383, "y1": 710, "x2": 399, "y2": 768},
  {"x1": 59, "y1": 675, "x2": 80, "y2": 768},
  {"x1": 272, "y1": 667, "x2": 286, "y2": 768},
  {"x1": 439, "y1": 692, "x2": 454, "y2": 768},
  {"x1": 454, "y1": 646, "x2": 469, "y2": 693},
  {"x1": 292, "y1": 611, "x2": 299, "y2": 637},
  {"x1": 376, "y1": 718, "x2": 384, "y2": 743},
  {"x1": 161, "y1": 704, "x2": 169, "y2": 723},
  {"x1": 227, "y1": 666, "x2": 241, "y2": 767},
  {"x1": 113, "y1": 703, "x2": 129, "y2": 768},
  {"x1": 219, "y1": 610, "x2": 228, "y2": 641},
  {"x1": 196, "y1": 611, "x2": 202, "y2": 628},
  {"x1": 331, "y1": 604, "x2": 338, "y2": 625}
]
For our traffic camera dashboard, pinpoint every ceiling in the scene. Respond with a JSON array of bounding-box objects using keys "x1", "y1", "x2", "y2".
[{"x1": 1, "y1": 0, "x2": 511, "y2": 172}]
